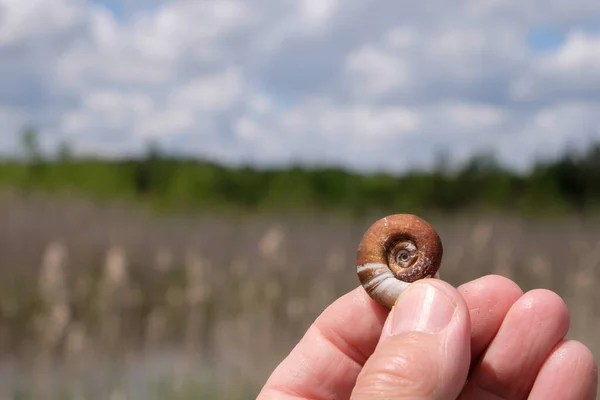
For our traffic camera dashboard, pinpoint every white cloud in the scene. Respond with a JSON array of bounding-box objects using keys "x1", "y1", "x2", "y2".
[
  {"x1": 233, "y1": 116, "x2": 281, "y2": 158},
  {"x1": 385, "y1": 27, "x2": 416, "y2": 49},
  {"x1": 168, "y1": 68, "x2": 244, "y2": 112},
  {"x1": 441, "y1": 103, "x2": 508, "y2": 128},
  {"x1": 246, "y1": 94, "x2": 273, "y2": 114},
  {"x1": 542, "y1": 30, "x2": 600, "y2": 70},
  {"x1": 136, "y1": 109, "x2": 197, "y2": 140},
  {"x1": 319, "y1": 105, "x2": 420, "y2": 138},
  {"x1": 509, "y1": 30, "x2": 600, "y2": 102},
  {"x1": 299, "y1": 0, "x2": 338, "y2": 26},
  {"x1": 426, "y1": 28, "x2": 487, "y2": 58},
  {"x1": 500, "y1": 100, "x2": 600, "y2": 168},
  {"x1": 2, "y1": 0, "x2": 600, "y2": 172},
  {"x1": 59, "y1": 90, "x2": 155, "y2": 143},
  {"x1": 0, "y1": 0, "x2": 84, "y2": 46},
  {"x1": 345, "y1": 45, "x2": 410, "y2": 98}
]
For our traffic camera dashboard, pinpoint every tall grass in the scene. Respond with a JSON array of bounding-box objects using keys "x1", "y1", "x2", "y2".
[{"x1": 0, "y1": 192, "x2": 599, "y2": 398}]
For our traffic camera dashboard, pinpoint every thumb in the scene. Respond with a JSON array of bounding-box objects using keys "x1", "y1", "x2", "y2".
[{"x1": 352, "y1": 279, "x2": 471, "y2": 400}]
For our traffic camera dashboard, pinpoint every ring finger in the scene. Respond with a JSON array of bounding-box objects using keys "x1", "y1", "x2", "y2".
[
  {"x1": 458, "y1": 289, "x2": 570, "y2": 400},
  {"x1": 528, "y1": 339, "x2": 597, "y2": 400}
]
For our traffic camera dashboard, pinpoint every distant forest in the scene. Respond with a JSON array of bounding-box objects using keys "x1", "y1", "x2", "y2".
[{"x1": 1, "y1": 127, "x2": 600, "y2": 217}]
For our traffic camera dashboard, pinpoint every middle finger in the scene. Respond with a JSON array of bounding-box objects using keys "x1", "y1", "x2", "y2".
[{"x1": 457, "y1": 274, "x2": 523, "y2": 365}]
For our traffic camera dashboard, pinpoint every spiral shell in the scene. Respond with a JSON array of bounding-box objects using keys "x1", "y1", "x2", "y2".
[{"x1": 356, "y1": 214, "x2": 443, "y2": 309}]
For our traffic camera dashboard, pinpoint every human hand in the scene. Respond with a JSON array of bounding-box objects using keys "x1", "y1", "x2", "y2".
[{"x1": 257, "y1": 275, "x2": 598, "y2": 399}]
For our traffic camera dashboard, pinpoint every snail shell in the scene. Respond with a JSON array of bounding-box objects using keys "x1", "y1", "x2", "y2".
[{"x1": 356, "y1": 214, "x2": 443, "y2": 309}]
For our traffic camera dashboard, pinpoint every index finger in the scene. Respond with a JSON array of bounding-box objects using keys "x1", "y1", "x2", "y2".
[{"x1": 258, "y1": 286, "x2": 388, "y2": 400}]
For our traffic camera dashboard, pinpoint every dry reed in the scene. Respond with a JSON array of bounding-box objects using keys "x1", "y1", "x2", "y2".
[{"x1": 0, "y1": 193, "x2": 598, "y2": 398}]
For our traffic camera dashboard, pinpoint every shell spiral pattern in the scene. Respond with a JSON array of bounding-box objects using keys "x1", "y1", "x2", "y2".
[{"x1": 356, "y1": 214, "x2": 443, "y2": 309}]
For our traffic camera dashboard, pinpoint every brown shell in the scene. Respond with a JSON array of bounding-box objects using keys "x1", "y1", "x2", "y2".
[{"x1": 357, "y1": 214, "x2": 443, "y2": 308}]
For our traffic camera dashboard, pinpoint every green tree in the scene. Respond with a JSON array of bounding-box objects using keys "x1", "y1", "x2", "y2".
[
  {"x1": 57, "y1": 139, "x2": 74, "y2": 163},
  {"x1": 20, "y1": 125, "x2": 42, "y2": 164}
]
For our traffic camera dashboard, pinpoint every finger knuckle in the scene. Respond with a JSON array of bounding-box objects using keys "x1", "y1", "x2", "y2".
[{"x1": 355, "y1": 334, "x2": 441, "y2": 397}]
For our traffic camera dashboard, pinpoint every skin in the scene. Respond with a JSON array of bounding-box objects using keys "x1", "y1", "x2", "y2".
[{"x1": 257, "y1": 275, "x2": 598, "y2": 400}]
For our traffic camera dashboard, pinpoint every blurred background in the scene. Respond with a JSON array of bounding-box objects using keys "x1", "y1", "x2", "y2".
[{"x1": 1, "y1": 0, "x2": 600, "y2": 398}]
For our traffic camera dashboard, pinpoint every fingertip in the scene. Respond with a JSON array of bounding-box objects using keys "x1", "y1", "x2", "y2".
[
  {"x1": 520, "y1": 288, "x2": 570, "y2": 329},
  {"x1": 554, "y1": 340, "x2": 598, "y2": 385},
  {"x1": 562, "y1": 340, "x2": 597, "y2": 373},
  {"x1": 351, "y1": 285, "x2": 390, "y2": 317},
  {"x1": 462, "y1": 287, "x2": 573, "y2": 399},
  {"x1": 524, "y1": 287, "x2": 568, "y2": 306},
  {"x1": 389, "y1": 279, "x2": 471, "y2": 338},
  {"x1": 458, "y1": 274, "x2": 523, "y2": 298},
  {"x1": 529, "y1": 339, "x2": 598, "y2": 400},
  {"x1": 414, "y1": 277, "x2": 469, "y2": 308},
  {"x1": 457, "y1": 274, "x2": 523, "y2": 363},
  {"x1": 429, "y1": 278, "x2": 473, "y2": 331},
  {"x1": 355, "y1": 279, "x2": 471, "y2": 399}
]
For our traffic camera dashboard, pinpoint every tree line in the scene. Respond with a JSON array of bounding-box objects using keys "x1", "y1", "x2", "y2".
[{"x1": 1, "y1": 128, "x2": 600, "y2": 217}]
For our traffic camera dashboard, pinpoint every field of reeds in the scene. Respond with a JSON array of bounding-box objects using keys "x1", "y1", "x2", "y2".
[{"x1": 0, "y1": 191, "x2": 599, "y2": 399}]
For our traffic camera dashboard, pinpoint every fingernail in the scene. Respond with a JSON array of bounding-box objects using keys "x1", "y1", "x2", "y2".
[{"x1": 390, "y1": 281, "x2": 456, "y2": 335}]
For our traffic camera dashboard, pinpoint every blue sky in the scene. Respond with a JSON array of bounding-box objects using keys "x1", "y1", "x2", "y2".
[
  {"x1": 91, "y1": 0, "x2": 161, "y2": 19},
  {"x1": 1, "y1": 0, "x2": 600, "y2": 173},
  {"x1": 93, "y1": 0, "x2": 123, "y2": 16},
  {"x1": 527, "y1": 27, "x2": 565, "y2": 52}
]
